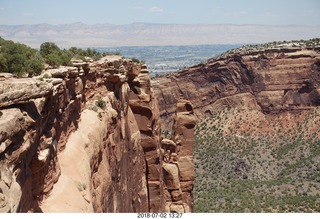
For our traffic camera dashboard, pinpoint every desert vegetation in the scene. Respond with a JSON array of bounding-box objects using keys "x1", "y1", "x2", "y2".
[
  {"x1": 213, "y1": 38, "x2": 320, "y2": 61},
  {"x1": 194, "y1": 107, "x2": 320, "y2": 212},
  {"x1": 0, "y1": 37, "x2": 119, "y2": 77},
  {"x1": 0, "y1": 37, "x2": 44, "y2": 77}
]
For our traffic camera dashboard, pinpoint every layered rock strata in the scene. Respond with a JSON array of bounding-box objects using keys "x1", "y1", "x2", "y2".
[
  {"x1": 0, "y1": 56, "x2": 192, "y2": 213},
  {"x1": 152, "y1": 46, "x2": 320, "y2": 130}
]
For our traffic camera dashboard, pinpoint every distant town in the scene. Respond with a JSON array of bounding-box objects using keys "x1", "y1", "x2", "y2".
[{"x1": 97, "y1": 44, "x2": 241, "y2": 77}]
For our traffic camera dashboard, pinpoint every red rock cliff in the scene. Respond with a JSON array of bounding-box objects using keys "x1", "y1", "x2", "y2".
[
  {"x1": 152, "y1": 45, "x2": 320, "y2": 130},
  {"x1": 0, "y1": 57, "x2": 168, "y2": 212},
  {"x1": 161, "y1": 99, "x2": 196, "y2": 212}
]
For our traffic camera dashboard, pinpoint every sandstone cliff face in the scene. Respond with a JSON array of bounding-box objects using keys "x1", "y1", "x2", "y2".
[
  {"x1": 0, "y1": 57, "x2": 184, "y2": 212},
  {"x1": 128, "y1": 65, "x2": 163, "y2": 212},
  {"x1": 161, "y1": 100, "x2": 196, "y2": 213},
  {"x1": 0, "y1": 56, "x2": 195, "y2": 213},
  {"x1": 152, "y1": 46, "x2": 320, "y2": 130},
  {"x1": 0, "y1": 72, "x2": 79, "y2": 212},
  {"x1": 0, "y1": 57, "x2": 149, "y2": 212}
]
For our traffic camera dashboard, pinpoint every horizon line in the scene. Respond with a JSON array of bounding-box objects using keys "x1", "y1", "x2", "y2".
[{"x1": 1, "y1": 22, "x2": 320, "y2": 27}]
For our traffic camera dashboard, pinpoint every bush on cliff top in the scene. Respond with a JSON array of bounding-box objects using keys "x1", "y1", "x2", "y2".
[
  {"x1": 0, "y1": 37, "x2": 44, "y2": 77},
  {"x1": 0, "y1": 37, "x2": 116, "y2": 77}
]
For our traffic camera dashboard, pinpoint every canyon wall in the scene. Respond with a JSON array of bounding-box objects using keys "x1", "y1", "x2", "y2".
[
  {"x1": 161, "y1": 100, "x2": 196, "y2": 212},
  {"x1": 0, "y1": 57, "x2": 194, "y2": 212},
  {"x1": 152, "y1": 46, "x2": 320, "y2": 130}
]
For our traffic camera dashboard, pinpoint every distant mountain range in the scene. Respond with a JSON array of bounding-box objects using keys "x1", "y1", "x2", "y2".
[{"x1": 0, "y1": 22, "x2": 319, "y2": 48}]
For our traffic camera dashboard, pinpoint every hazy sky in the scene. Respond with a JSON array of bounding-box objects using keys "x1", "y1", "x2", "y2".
[{"x1": 0, "y1": 0, "x2": 320, "y2": 26}]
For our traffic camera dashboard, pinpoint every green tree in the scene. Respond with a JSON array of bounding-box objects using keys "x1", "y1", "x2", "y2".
[
  {"x1": 60, "y1": 50, "x2": 72, "y2": 66},
  {"x1": 25, "y1": 58, "x2": 44, "y2": 77},
  {"x1": 0, "y1": 38, "x2": 44, "y2": 77},
  {"x1": 46, "y1": 52, "x2": 62, "y2": 68},
  {"x1": 40, "y1": 42, "x2": 61, "y2": 57},
  {"x1": 0, "y1": 53, "x2": 8, "y2": 71},
  {"x1": 40, "y1": 42, "x2": 64, "y2": 68},
  {"x1": 40, "y1": 42, "x2": 74, "y2": 67},
  {"x1": 67, "y1": 47, "x2": 103, "y2": 61}
]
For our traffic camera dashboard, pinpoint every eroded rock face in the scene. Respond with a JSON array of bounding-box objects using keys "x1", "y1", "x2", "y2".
[
  {"x1": 0, "y1": 66, "x2": 85, "y2": 212},
  {"x1": 161, "y1": 100, "x2": 196, "y2": 213},
  {"x1": 128, "y1": 65, "x2": 163, "y2": 212},
  {"x1": 0, "y1": 56, "x2": 162, "y2": 212},
  {"x1": 86, "y1": 61, "x2": 150, "y2": 212},
  {"x1": 152, "y1": 47, "x2": 320, "y2": 131},
  {"x1": 0, "y1": 52, "x2": 197, "y2": 213}
]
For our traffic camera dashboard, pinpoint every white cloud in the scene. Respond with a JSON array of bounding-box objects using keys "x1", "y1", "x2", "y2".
[{"x1": 149, "y1": 6, "x2": 163, "y2": 13}]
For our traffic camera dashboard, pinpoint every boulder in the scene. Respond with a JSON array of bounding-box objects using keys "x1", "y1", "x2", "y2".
[
  {"x1": 170, "y1": 204, "x2": 185, "y2": 213},
  {"x1": 162, "y1": 163, "x2": 180, "y2": 190},
  {"x1": 161, "y1": 139, "x2": 177, "y2": 153},
  {"x1": 0, "y1": 108, "x2": 25, "y2": 151},
  {"x1": 170, "y1": 189, "x2": 182, "y2": 201},
  {"x1": 177, "y1": 156, "x2": 194, "y2": 181},
  {"x1": 0, "y1": 78, "x2": 52, "y2": 108},
  {"x1": 0, "y1": 73, "x2": 14, "y2": 81}
]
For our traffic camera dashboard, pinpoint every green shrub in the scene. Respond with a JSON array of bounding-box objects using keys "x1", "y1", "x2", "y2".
[
  {"x1": 26, "y1": 58, "x2": 44, "y2": 77},
  {"x1": 96, "y1": 98, "x2": 106, "y2": 109},
  {"x1": 42, "y1": 73, "x2": 50, "y2": 79},
  {"x1": 45, "y1": 52, "x2": 62, "y2": 68},
  {"x1": 131, "y1": 57, "x2": 145, "y2": 64},
  {"x1": 0, "y1": 37, "x2": 44, "y2": 77},
  {"x1": 77, "y1": 182, "x2": 87, "y2": 191}
]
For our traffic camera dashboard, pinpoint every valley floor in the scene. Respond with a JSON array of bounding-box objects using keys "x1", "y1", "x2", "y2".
[{"x1": 194, "y1": 107, "x2": 320, "y2": 212}]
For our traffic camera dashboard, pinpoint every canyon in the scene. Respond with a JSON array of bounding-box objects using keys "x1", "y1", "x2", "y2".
[
  {"x1": 152, "y1": 39, "x2": 320, "y2": 212},
  {"x1": 1, "y1": 38, "x2": 320, "y2": 213},
  {"x1": 0, "y1": 56, "x2": 194, "y2": 212}
]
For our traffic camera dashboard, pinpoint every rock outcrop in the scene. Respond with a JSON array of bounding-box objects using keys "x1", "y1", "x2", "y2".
[
  {"x1": 152, "y1": 45, "x2": 320, "y2": 130},
  {"x1": 161, "y1": 100, "x2": 196, "y2": 212},
  {"x1": 0, "y1": 71, "x2": 79, "y2": 212},
  {"x1": 0, "y1": 56, "x2": 193, "y2": 213},
  {"x1": 128, "y1": 64, "x2": 163, "y2": 212}
]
